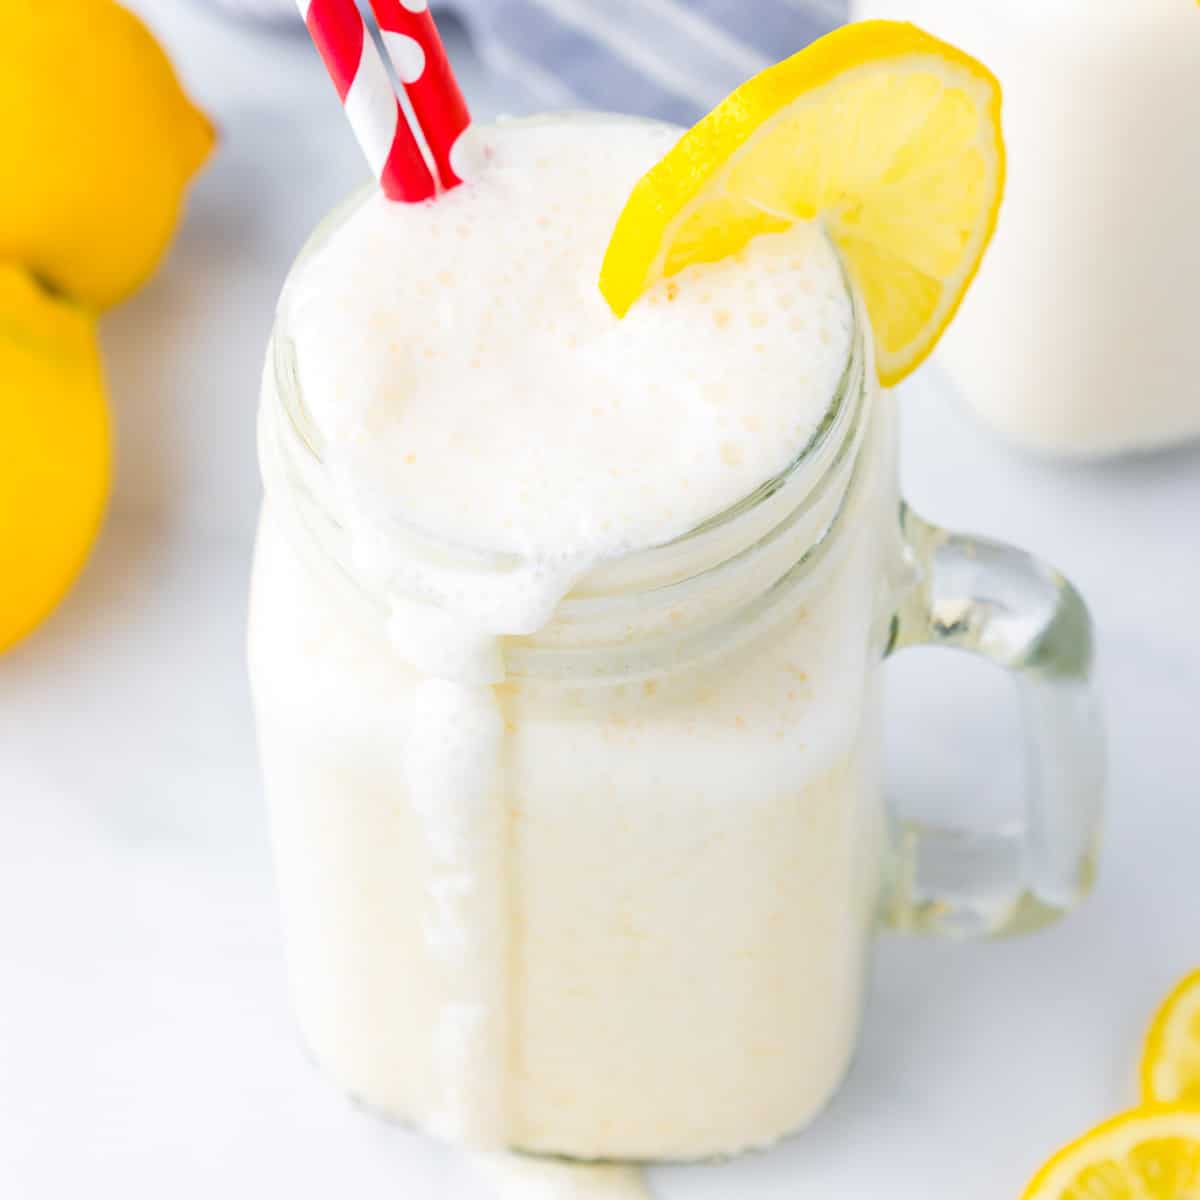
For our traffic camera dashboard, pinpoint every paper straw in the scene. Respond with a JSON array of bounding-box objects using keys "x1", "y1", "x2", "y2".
[
  {"x1": 367, "y1": 0, "x2": 472, "y2": 190},
  {"x1": 298, "y1": 0, "x2": 436, "y2": 202}
]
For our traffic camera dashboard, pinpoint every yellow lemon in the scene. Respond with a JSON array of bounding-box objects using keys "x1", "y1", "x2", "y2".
[
  {"x1": 1143, "y1": 971, "x2": 1200, "y2": 1106},
  {"x1": 599, "y1": 20, "x2": 1004, "y2": 386},
  {"x1": 1019, "y1": 1108, "x2": 1200, "y2": 1200},
  {"x1": 0, "y1": 0, "x2": 214, "y2": 311},
  {"x1": 0, "y1": 265, "x2": 111, "y2": 651}
]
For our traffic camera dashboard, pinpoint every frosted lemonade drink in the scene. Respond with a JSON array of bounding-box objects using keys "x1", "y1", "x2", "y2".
[{"x1": 251, "y1": 23, "x2": 1103, "y2": 1164}]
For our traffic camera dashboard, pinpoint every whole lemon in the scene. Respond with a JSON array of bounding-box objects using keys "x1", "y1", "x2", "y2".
[
  {"x1": 0, "y1": 0, "x2": 215, "y2": 311},
  {"x1": 0, "y1": 266, "x2": 110, "y2": 652}
]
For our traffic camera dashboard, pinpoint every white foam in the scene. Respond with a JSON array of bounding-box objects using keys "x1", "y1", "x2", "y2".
[
  {"x1": 287, "y1": 116, "x2": 853, "y2": 642},
  {"x1": 402, "y1": 677, "x2": 510, "y2": 1141}
]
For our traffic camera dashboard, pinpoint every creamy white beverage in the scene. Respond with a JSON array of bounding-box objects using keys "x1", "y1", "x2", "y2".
[
  {"x1": 851, "y1": 0, "x2": 1200, "y2": 456},
  {"x1": 250, "y1": 114, "x2": 894, "y2": 1163}
]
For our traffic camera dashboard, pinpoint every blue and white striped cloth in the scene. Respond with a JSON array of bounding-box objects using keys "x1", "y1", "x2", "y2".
[
  {"x1": 446, "y1": 0, "x2": 847, "y2": 124},
  {"x1": 212, "y1": 0, "x2": 846, "y2": 122}
]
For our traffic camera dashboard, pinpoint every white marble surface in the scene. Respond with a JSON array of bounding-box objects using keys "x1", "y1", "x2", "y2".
[{"x1": 3, "y1": 3, "x2": 1198, "y2": 1197}]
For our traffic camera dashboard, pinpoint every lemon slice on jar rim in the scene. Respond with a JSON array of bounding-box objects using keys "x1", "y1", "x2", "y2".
[{"x1": 599, "y1": 19, "x2": 1005, "y2": 388}]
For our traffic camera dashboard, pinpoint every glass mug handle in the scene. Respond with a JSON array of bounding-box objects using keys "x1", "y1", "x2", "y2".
[{"x1": 882, "y1": 504, "x2": 1105, "y2": 938}]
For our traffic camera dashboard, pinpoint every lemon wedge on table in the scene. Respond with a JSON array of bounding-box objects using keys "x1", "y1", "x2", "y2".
[
  {"x1": 1019, "y1": 1107, "x2": 1200, "y2": 1200},
  {"x1": 600, "y1": 20, "x2": 1004, "y2": 387},
  {"x1": 1143, "y1": 970, "x2": 1200, "y2": 1106}
]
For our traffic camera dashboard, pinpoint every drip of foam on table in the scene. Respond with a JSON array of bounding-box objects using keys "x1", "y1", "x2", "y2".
[
  {"x1": 286, "y1": 115, "x2": 854, "y2": 1181},
  {"x1": 473, "y1": 1152, "x2": 650, "y2": 1199}
]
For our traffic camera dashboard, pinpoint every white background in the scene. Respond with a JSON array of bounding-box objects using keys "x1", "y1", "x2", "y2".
[{"x1": 2, "y1": 3, "x2": 1198, "y2": 1197}]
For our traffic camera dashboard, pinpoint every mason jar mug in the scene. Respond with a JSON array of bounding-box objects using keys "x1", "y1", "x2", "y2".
[{"x1": 248, "y1": 200, "x2": 1105, "y2": 1163}]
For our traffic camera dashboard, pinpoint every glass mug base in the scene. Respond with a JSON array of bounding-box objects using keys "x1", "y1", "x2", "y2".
[{"x1": 292, "y1": 1007, "x2": 868, "y2": 1166}]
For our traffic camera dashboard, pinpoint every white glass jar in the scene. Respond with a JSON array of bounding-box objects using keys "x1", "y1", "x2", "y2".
[
  {"x1": 851, "y1": 0, "x2": 1200, "y2": 456},
  {"x1": 248, "y1": 193, "x2": 1104, "y2": 1162}
]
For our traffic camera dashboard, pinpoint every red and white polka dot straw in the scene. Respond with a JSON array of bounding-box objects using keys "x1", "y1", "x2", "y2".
[
  {"x1": 297, "y1": 0, "x2": 438, "y2": 203},
  {"x1": 367, "y1": 0, "x2": 472, "y2": 190}
]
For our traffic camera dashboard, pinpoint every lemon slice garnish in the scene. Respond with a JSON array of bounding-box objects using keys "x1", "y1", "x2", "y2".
[
  {"x1": 1143, "y1": 970, "x2": 1200, "y2": 1106},
  {"x1": 599, "y1": 20, "x2": 1005, "y2": 387},
  {"x1": 1019, "y1": 1107, "x2": 1200, "y2": 1200}
]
